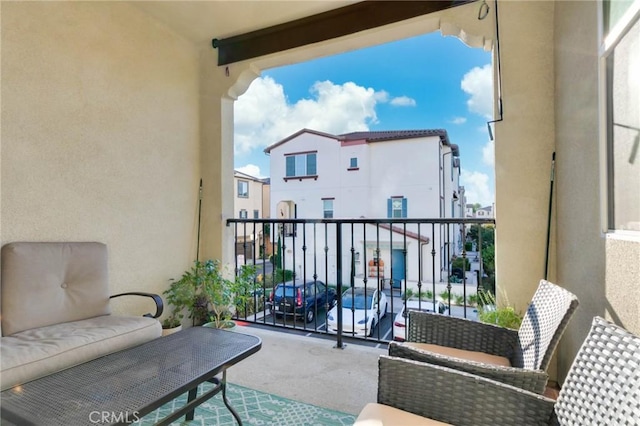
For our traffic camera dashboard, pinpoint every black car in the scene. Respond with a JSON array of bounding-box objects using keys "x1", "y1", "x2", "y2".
[{"x1": 267, "y1": 280, "x2": 336, "y2": 323}]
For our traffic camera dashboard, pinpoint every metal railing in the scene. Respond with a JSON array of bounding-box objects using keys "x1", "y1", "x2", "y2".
[{"x1": 227, "y1": 218, "x2": 495, "y2": 347}]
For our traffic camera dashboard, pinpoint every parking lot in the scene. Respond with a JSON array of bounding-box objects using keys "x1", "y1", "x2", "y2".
[{"x1": 247, "y1": 288, "x2": 479, "y2": 344}]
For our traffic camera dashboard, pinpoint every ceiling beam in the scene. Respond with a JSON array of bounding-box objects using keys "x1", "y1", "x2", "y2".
[{"x1": 212, "y1": 0, "x2": 476, "y2": 66}]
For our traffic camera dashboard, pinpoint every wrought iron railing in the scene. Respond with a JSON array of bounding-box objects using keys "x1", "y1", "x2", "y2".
[{"x1": 227, "y1": 218, "x2": 495, "y2": 347}]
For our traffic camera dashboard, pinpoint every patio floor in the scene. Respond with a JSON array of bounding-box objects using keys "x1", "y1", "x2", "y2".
[{"x1": 226, "y1": 323, "x2": 388, "y2": 416}]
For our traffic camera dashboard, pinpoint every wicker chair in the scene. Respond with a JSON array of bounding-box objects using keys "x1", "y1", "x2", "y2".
[
  {"x1": 356, "y1": 317, "x2": 639, "y2": 425},
  {"x1": 389, "y1": 279, "x2": 579, "y2": 393}
]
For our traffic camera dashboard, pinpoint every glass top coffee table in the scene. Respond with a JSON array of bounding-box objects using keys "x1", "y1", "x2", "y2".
[{"x1": 1, "y1": 326, "x2": 262, "y2": 425}]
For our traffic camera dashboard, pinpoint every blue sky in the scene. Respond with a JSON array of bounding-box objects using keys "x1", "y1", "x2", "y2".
[{"x1": 234, "y1": 32, "x2": 495, "y2": 206}]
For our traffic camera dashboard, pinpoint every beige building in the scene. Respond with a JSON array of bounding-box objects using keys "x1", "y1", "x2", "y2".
[
  {"x1": 234, "y1": 170, "x2": 267, "y2": 221},
  {"x1": 233, "y1": 170, "x2": 270, "y2": 260},
  {"x1": 1, "y1": 1, "x2": 638, "y2": 385}
]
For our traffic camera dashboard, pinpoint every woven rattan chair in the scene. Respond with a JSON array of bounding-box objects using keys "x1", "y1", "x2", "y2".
[
  {"x1": 389, "y1": 279, "x2": 579, "y2": 393},
  {"x1": 357, "y1": 317, "x2": 639, "y2": 426}
]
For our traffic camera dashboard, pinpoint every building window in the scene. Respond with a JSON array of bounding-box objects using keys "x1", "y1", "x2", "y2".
[
  {"x1": 323, "y1": 199, "x2": 334, "y2": 218},
  {"x1": 239, "y1": 209, "x2": 248, "y2": 219},
  {"x1": 600, "y1": 0, "x2": 640, "y2": 232},
  {"x1": 237, "y1": 180, "x2": 249, "y2": 198},
  {"x1": 286, "y1": 152, "x2": 317, "y2": 177},
  {"x1": 253, "y1": 209, "x2": 260, "y2": 219},
  {"x1": 350, "y1": 157, "x2": 358, "y2": 168},
  {"x1": 387, "y1": 197, "x2": 407, "y2": 218}
]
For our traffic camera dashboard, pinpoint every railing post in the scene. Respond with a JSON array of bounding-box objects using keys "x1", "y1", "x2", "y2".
[{"x1": 335, "y1": 222, "x2": 344, "y2": 349}]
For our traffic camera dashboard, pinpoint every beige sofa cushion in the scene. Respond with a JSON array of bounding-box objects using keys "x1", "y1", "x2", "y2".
[
  {"x1": 0, "y1": 315, "x2": 161, "y2": 391},
  {"x1": 1, "y1": 242, "x2": 111, "y2": 336},
  {"x1": 403, "y1": 342, "x2": 512, "y2": 367},
  {"x1": 355, "y1": 403, "x2": 452, "y2": 426}
]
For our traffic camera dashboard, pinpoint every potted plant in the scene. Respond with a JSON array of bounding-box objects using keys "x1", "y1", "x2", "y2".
[
  {"x1": 160, "y1": 314, "x2": 183, "y2": 336},
  {"x1": 202, "y1": 261, "x2": 257, "y2": 329},
  {"x1": 163, "y1": 259, "x2": 257, "y2": 329},
  {"x1": 477, "y1": 290, "x2": 523, "y2": 330}
]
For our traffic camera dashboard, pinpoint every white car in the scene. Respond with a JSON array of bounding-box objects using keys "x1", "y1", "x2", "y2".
[
  {"x1": 393, "y1": 299, "x2": 448, "y2": 342},
  {"x1": 327, "y1": 288, "x2": 387, "y2": 337}
]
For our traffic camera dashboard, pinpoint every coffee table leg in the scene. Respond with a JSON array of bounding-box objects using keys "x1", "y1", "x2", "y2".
[
  {"x1": 186, "y1": 387, "x2": 198, "y2": 421},
  {"x1": 221, "y1": 371, "x2": 243, "y2": 426}
]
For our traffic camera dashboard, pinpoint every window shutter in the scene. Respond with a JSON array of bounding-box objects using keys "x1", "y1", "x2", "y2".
[
  {"x1": 402, "y1": 198, "x2": 408, "y2": 218},
  {"x1": 387, "y1": 198, "x2": 392, "y2": 218},
  {"x1": 307, "y1": 153, "x2": 317, "y2": 175}
]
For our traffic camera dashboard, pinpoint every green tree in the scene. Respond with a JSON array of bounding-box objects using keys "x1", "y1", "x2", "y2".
[{"x1": 468, "y1": 224, "x2": 495, "y2": 250}]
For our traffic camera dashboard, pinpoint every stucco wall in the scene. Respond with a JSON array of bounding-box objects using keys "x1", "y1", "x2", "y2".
[
  {"x1": 555, "y1": 0, "x2": 640, "y2": 381},
  {"x1": 494, "y1": 1, "x2": 557, "y2": 310},
  {"x1": 553, "y1": 0, "x2": 605, "y2": 381},
  {"x1": 1, "y1": 2, "x2": 200, "y2": 314}
]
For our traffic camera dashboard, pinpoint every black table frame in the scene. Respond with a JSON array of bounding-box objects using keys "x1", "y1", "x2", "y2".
[{"x1": 1, "y1": 327, "x2": 262, "y2": 425}]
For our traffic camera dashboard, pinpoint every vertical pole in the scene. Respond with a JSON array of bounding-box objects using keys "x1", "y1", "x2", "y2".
[
  {"x1": 197, "y1": 179, "x2": 202, "y2": 262},
  {"x1": 335, "y1": 222, "x2": 344, "y2": 349},
  {"x1": 544, "y1": 152, "x2": 556, "y2": 280}
]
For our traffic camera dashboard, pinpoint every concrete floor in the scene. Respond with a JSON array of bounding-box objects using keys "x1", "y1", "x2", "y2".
[{"x1": 226, "y1": 324, "x2": 387, "y2": 416}]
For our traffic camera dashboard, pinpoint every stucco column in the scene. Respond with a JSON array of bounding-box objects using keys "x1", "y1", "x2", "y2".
[
  {"x1": 198, "y1": 46, "x2": 259, "y2": 266},
  {"x1": 494, "y1": 2, "x2": 556, "y2": 309}
]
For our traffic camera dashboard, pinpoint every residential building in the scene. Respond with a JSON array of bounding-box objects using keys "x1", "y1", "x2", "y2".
[
  {"x1": 265, "y1": 129, "x2": 464, "y2": 286},
  {"x1": 2, "y1": 0, "x2": 638, "y2": 387},
  {"x1": 466, "y1": 204, "x2": 495, "y2": 218},
  {"x1": 233, "y1": 170, "x2": 270, "y2": 261},
  {"x1": 234, "y1": 170, "x2": 265, "y2": 221}
]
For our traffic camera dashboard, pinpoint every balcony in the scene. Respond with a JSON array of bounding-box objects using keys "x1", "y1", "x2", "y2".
[{"x1": 227, "y1": 217, "x2": 495, "y2": 346}]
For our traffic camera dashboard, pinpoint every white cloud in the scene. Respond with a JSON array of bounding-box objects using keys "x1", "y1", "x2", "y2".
[
  {"x1": 236, "y1": 164, "x2": 264, "y2": 179},
  {"x1": 461, "y1": 64, "x2": 493, "y2": 119},
  {"x1": 482, "y1": 139, "x2": 495, "y2": 167},
  {"x1": 460, "y1": 169, "x2": 494, "y2": 206},
  {"x1": 450, "y1": 116, "x2": 467, "y2": 125},
  {"x1": 390, "y1": 96, "x2": 417, "y2": 107},
  {"x1": 234, "y1": 77, "x2": 386, "y2": 155}
]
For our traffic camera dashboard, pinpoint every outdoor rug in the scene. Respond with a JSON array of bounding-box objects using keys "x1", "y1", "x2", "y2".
[{"x1": 135, "y1": 382, "x2": 356, "y2": 425}]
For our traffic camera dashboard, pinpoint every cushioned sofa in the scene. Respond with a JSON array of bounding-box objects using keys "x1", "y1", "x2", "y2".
[{"x1": 0, "y1": 242, "x2": 163, "y2": 391}]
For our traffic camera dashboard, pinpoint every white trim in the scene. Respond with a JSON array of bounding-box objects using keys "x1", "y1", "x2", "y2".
[
  {"x1": 598, "y1": 0, "x2": 640, "y2": 235},
  {"x1": 602, "y1": 0, "x2": 640, "y2": 54},
  {"x1": 606, "y1": 231, "x2": 640, "y2": 243}
]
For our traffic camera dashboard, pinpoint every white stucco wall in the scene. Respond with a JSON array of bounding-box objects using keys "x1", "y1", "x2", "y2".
[{"x1": 1, "y1": 2, "x2": 200, "y2": 314}]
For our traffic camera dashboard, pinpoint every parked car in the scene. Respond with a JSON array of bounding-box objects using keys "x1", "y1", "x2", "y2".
[
  {"x1": 393, "y1": 299, "x2": 448, "y2": 342},
  {"x1": 266, "y1": 280, "x2": 336, "y2": 323},
  {"x1": 327, "y1": 287, "x2": 387, "y2": 337}
]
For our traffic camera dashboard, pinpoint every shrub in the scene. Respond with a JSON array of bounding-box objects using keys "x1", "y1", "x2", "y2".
[
  {"x1": 477, "y1": 290, "x2": 522, "y2": 330},
  {"x1": 419, "y1": 289, "x2": 434, "y2": 300},
  {"x1": 402, "y1": 288, "x2": 415, "y2": 300},
  {"x1": 451, "y1": 256, "x2": 471, "y2": 271},
  {"x1": 263, "y1": 269, "x2": 294, "y2": 286},
  {"x1": 453, "y1": 293, "x2": 465, "y2": 306},
  {"x1": 467, "y1": 294, "x2": 479, "y2": 307},
  {"x1": 439, "y1": 289, "x2": 452, "y2": 302}
]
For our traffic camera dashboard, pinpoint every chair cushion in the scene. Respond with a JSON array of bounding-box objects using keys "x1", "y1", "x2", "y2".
[
  {"x1": 403, "y1": 342, "x2": 511, "y2": 367},
  {"x1": 0, "y1": 315, "x2": 161, "y2": 390},
  {"x1": 1, "y1": 242, "x2": 111, "y2": 335},
  {"x1": 355, "y1": 403, "x2": 452, "y2": 426}
]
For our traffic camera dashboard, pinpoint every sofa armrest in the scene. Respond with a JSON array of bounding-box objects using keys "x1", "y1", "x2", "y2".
[
  {"x1": 378, "y1": 355, "x2": 555, "y2": 425},
  {"x1": 110, "y1": 292, "x2": 163, "y2": 319},
  {"x1": 408, "y1": 311, "x2": 519, "y2": 357}
]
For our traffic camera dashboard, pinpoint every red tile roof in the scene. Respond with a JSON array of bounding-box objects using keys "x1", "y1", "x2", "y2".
[
  {"x1": 339, "y1": 129, "x2": 450, "y2": 146},
  {"x1": 264, "y1": 128, "x2": 452, "y2": 153}
]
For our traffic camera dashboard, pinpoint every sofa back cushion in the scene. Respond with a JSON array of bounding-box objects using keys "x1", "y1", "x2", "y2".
[{"x1": 1, "y1": 242, "x2": 111, "y2": 336}]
